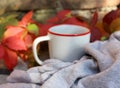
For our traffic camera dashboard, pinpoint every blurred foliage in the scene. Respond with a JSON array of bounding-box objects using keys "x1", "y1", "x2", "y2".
[{"x1": 0, "y1": 14, "x2": 18, "y2": 40}]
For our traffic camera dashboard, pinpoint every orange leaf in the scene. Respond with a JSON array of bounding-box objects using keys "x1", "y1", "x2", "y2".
[
  {"x1": 19, "y1": 11, "x2": 33, "y2": 27},
  {"x1": 4, "y1": 26, "x2": 25, "y2": 39}
]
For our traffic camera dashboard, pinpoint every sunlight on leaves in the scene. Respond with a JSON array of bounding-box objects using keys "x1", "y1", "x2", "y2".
[{"x1": 27, "y1": 23, "x2": 39, "y2": 36}]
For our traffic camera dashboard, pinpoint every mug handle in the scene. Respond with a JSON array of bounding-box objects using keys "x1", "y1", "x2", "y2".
[{"x1": 32, "y1": 35, "x2": 50, "y2": 65}]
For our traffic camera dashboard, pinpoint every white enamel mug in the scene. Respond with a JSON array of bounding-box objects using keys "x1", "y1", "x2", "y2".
[{"x1": 33, "y1": 24, "x2": 91, "y2": 65}]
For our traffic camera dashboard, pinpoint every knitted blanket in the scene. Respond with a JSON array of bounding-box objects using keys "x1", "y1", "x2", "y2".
[{"x1": 1, "y1": 31, "x2": 120, "y2": 88}]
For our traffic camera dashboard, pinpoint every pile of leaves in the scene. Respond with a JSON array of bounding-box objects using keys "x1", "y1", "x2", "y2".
[
  {"x1": 0, "y1": 9, "x2": 119, "y2": 70},
  {"x1": 0, "y1": 11, "x2": 40, "y2": 70},
  {"x1": 103, "y1": 9, "x2": 120, "y2": 34}
]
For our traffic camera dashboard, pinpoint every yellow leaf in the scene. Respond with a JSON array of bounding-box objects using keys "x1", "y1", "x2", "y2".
[{"x1": 110, "y1": 18, "x2": 120, "y2": 33}]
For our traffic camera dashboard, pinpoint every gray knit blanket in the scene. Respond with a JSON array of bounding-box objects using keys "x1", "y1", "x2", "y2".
[{"x1": 1, "y1": 31, "x2": 120, "y2": 88}]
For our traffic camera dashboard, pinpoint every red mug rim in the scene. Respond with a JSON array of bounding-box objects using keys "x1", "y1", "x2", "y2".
[{"x1": 48, "y1": 24, "x2": 90, "y2": 37}]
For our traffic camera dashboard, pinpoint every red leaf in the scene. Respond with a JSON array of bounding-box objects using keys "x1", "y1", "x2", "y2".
[
  {"x1": 57, "y1": 10, "x2": 71, "y2": 19},
  {"x1": 40, "y1": 24, "x2": 55, "y2": 36},
  {"x1": 46, "y1": 10, "x2": 71, "y2": 24},
  {"x1": 4, "y1": 26, "x2": 25, "y2": 39},
  {"x1": 103, "y1": 9, "x2": 120, "y2": 25},
  {"x1": 46, "y1": 16, "x2": 59, "y2": 24},
  {"x1": 90, "y1": 26, "x2": 102, "y2": 42},
  {"x1": 91, "y1": 11, "x2": 98, "y2": 26},
  {"x1": 19, "y1": 11, "x2": 33, "y2": 27},
  {"x1": 103, "y1": 9, "x2": 120, "y2": 33},
  {"x1": 63, "y1": 17, "x2": 89, "y2": 27},
  {"x1": 3, "y1": 48, "x2": 17, "y2": 70},
  {"x1": 0, "y1": 44, "x2": 5, "y2": 59},
  {"x1": 3, "y1": 36, "x2": 27, "y2": 51},
  {"x1": 89, "y1": 11, "x2": 103, "y2": 42},
  {"x1": 24, "y1": 34, "x2": 33, "y2": 48}
]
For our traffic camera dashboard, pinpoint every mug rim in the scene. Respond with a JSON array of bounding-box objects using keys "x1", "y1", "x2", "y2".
[{"x1": 48, "y1": 24, "x2": 90, "y2": 37}]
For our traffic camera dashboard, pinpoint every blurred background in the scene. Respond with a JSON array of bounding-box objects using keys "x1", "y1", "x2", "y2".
[{"x1": 0, "y1": 0, "x2": 120, "y2": 22}]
